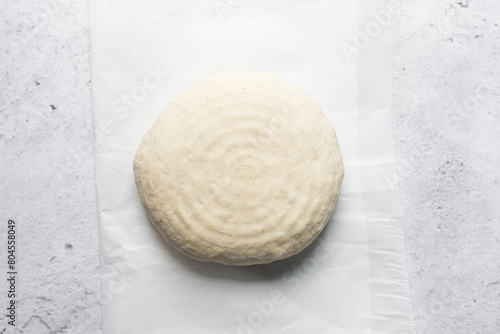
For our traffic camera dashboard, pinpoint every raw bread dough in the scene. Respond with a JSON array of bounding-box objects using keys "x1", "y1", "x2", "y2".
[{"x1": 133, "y1": 72, "x2": 344, "y2": 265}]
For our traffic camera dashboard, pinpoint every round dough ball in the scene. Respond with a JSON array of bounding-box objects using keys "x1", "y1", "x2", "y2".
[{"x1": 133, "y1": 72, "x2": 343, "y2": 266}]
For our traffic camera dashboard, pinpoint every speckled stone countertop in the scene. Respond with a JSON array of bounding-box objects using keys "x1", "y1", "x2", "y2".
[{"x1": 1, "y1": 1, "x2": 499, "y2": 333}]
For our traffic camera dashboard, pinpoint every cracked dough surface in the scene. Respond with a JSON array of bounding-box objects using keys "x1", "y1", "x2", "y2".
[{"x1": 133, "y1": 72, "x2": 344, "y2": 265}]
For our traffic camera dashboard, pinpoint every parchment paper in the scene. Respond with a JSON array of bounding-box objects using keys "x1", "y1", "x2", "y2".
[{"x1": 89, "y1": 0, "x2": 415, "y2": 333}]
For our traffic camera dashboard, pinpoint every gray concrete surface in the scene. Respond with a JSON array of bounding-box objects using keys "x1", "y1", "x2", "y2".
[
  {"x1": 0, "y1": 0, "x2": 499, "y2": 333},
  {"x1": 388, "y1": 1, "x2": 500, "y2": 333},
  {"x1": 0, "y1": 1, "x2": 101, "y2": 333}
]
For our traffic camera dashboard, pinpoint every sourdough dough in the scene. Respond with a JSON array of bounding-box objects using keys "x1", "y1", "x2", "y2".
[{"x1": 133, "y1": 72, "x2": 344, "y2": 265}]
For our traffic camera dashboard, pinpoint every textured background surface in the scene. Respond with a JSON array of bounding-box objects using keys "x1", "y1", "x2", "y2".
[
  {"x1": 0, "y1": 1, "x2": 100, "y2": 333},
  {"x1": 0, "y1": 0, "x2": 499, "y2": 333},
  {"x1": 389, "y1": 1, "x2": 500, "y2": 333}
]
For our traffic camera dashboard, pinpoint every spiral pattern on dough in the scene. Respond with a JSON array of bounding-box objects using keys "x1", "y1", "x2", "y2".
[{"x1": 134, "y1": 72, "x2": 344, "y2": 265}]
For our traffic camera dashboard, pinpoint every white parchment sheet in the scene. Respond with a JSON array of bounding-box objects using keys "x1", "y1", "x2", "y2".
[{"x1": 90, "y1": 0, "x2": 415, "y2": 333}]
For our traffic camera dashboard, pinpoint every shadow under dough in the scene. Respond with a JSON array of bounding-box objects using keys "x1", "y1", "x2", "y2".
[{"x1": 160, "y1": 218, "x2": 336, "y2": 283}]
